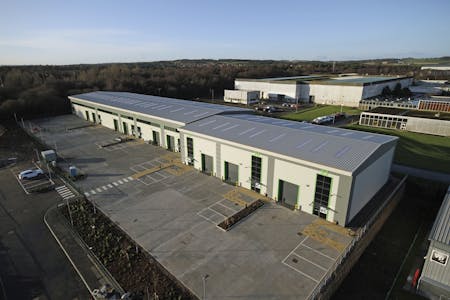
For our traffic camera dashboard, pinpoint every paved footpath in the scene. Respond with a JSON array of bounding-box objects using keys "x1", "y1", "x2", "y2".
[
  {"x1": 392, "y1": 164, "x2": 450, "y2": 184},
  {"x1": 44, "y1": 205, "x2": 124, "y2": 297}
]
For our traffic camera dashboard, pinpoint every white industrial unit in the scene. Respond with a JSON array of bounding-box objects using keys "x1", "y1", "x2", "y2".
[
  {"x1": 224, "y1": 89, "x2": 259, "y2": 105},
  {"x1": 233, "y1": 75, "x2": 413, "y2": 107},
  {"x1": 69, "y1": 91, "x2": 250, "y2": 151},
  {"x1": 69, "y1": 91, "x2": 398, "y2": 227},
  {"x1": 180, "y1": 114, "x2": 397, "y2": 226}
]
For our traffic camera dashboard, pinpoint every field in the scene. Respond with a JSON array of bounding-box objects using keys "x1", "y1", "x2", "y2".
[
  {"x1": 282, "y1": 105, "x2": 362, "y2": 121},
  {"x1": 345, "y1": 124, "x2": 450, "y2": 173}
]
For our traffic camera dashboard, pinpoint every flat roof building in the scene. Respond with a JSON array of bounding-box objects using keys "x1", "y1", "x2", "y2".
[
  {"x1": 69, "y1": 91, "x2": 398, "y2": 226},
  {"x1": 233, "y1": 75, "x2": 413, "y2": 107},
  {"x1": 359, "y1": 107, "x2": 450, "y2": 137}
]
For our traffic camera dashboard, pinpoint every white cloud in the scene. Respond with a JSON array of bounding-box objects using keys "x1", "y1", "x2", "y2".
[{"x1": 0, "y1": 28, "x2": 171, "y2": 64}]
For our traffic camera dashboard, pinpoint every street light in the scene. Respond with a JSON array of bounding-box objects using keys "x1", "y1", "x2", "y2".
[{"x1": 202, "y1": 274, "x2": 209, "y2": 300}]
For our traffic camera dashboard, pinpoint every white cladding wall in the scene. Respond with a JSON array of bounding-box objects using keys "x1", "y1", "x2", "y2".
[
  {"x1": 97, "y1": 111, "x2": 118, "y2": 131},
  {"x1": 309, "y1": 85, "x2": 364, "y2": 107},
  {"x1": 73, "y1": 103, "x2": 97, "y2": 122},
  {"x1": 185, "y1": 133, "x2": 344, "y2": 222},
  {"x1": 190, "y1": 137, "x2": 217, "y2": 174},
  {"x1": 361, "y1": 78, "x2": 413, "y2": 99},
  {"x1": 406, "y1": 117, "x2": 450, "y2": 137},
  {"x1": 272, "y1": 159, "x2": 339, "y2": 222},
  {"x1": 220, "y1": 144, "x2": 269, "y2": 195},
  {"x1": 235, "y1": 80, "x2": 299, "y2": 100},
  {"x1": 224, "y1": 90, "x2": 259, "y2": 104},
  {"x1": 348, "y1": 147, "x2": 394, "y2": 221},
  {"x1": 135, "y1": 121, "x2": 161, "y2": 142}
]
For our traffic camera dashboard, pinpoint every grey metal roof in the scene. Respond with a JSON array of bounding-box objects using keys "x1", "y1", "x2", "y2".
[
  {"x1": 69, "y1": 91, "x2": 250, "y2": 124},
  {"x1": 429, "y1": 186, "x2": 450, "y2": 244},
  {"x1": 181, "y1": 114, "x2": 398, "y2": 173}
]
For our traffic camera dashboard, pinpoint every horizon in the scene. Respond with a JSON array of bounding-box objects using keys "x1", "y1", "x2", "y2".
[{"x1": 1, "y1": 0, "x2": 450, "y2": 65}]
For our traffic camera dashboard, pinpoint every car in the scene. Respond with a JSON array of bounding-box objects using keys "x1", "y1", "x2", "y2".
[{"x1": 19, "y1": 168, "x2": 44, "y2": 180}]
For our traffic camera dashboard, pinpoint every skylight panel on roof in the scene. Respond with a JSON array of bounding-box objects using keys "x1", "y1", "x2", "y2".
[
  {"x1": 198, "y1": 119, "x2": 216, "y2": 127},
  {"x1": 157, "y1": 105, "x2": 173, "y2": 110},
  {"x1": 212, "y1": 122, "x2": 231, "y2": 130},
  {"x1": 239, "y1": 127, "x2": 256, "y2": 136},
  {"x1": 221, "y1": 124, "x2": 239, "y2": 132},
  {"x1": 362, "y1": 135, "x2": 374, "y2": 140},
  {"x1": 296, "y1": 139, "x2": 312, "y2": 149},
  {"x1": 340, "y1": 132, "x2": 353, "y2": 136},
  {"x1": 269, "y1": 133, "x2": 286, "y2": 142},
  {"x1": 183, "y1": 110, "x2": 198, "y2": 115},
  {"x1": 193, "y1": 112, "x2": 210, "y2": 118},
  {"x1": 249, "y1": 130, "x2": 266, "y2": 138},
  {"x1": 312, "y1": 141, "x2": 329, "y2": 153},
  {"x1": 335, "y1": 146, "x2": 352, "y2": 158},
  {"x1": 327, "y1": 129, "x2": 339, "y2": 134},
  {"x1": 170, "y1": 107, "x2": 184, "y2": 113}
]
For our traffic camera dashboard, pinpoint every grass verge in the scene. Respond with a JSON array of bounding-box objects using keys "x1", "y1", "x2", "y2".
[
  {"x1": 345, "y1": 124, "x2": 450, "y2": 173},
  {"x1": 281, "y1": 105, "x2": 361, "y2": 121}
]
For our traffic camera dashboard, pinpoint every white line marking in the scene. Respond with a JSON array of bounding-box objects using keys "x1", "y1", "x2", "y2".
[
  {"x1": 300, "y1": 237, "x2": 335, "y2": 261},
  {"x1": 291, "y1": 253, "x2": 328, "y2": 271},
  {"x1": 107, "y1": 184, "x2": 113, "y2": 188},
  {"x1": 127, "y1": 176, "x2": 133, "y2": 181},
  {"x1": 216, "y1": 202, "x2": 239, "y2": 212},
  {"x1": 118, "y1": 180, "x2": 123, "y2": 184},
  {"x1": 281, "y1": 261, "x2": 319, "y2": 283},
  {"x1": 123, "y1": 178, "x2": 129, "y2": 183},
  {"x1": 96, "y1": 188, "x2": 102, "y2": 192},
  {"x1": 90, "y1": 190, "x2": 96, "y2": 194},
  {"x1": 102, "y1": 186, "x2": 108, "y2": 190},
  {"x1": 84, "y1": 192, "x2": 90, "y2": 196},
  {"x1": 112, "y1": 182, "x2": 119, "y2": 186}
]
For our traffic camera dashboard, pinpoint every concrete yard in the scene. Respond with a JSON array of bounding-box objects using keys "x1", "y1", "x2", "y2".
[{"x1": 31, "y1": 115, "x2": 355, "y2": 299}]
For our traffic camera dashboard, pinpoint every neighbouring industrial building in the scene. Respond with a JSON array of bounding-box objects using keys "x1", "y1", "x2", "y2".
[
  {"x1": 418, "y1": 187, "x2": 450, "y2": 300},
  {"x1": 223, "y1": 89, "x2": 259, "y2": 105},
  {"x1": 359, "y1": 98, "x2": 450, "y2": 113},
  {"x1": 359, "y1": 107, "x2": 450, "y2": 136},
  {"x1": 230, "y1": 75, "x2": 413, "y2": 107},
  {"x1": 69, "y1": 91, "x2": 399, "y2": 226}
]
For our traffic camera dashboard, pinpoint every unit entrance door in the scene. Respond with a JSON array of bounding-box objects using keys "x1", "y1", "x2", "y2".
[
  {"x1": 312, "y1": 174, "x2": 331, "y2": 219},
  {"x1": 166, "y1": 135, "x2": 175, "y2": 152},
  {"x1": 201, "y1": 154, "x2": 213, "y2": 175},
  {"x1": 113, "y1": 119, "x2": 119, "y2": 131},
  {"x1": 91, "y1": 112, "x2": 96, "y2": 123},
  {"x1": 152, "y1": 131, "x2": 160, "y2": 146},
  {"x1": 278, "y1": 180, "x2": 299, "y2": 209},
  {"x1": 85, "y1": 111, "x2": 90, "y2": 121},
  {"x1": 122, "y1": 122, "x2": 128, "y2": 135},
  {"x1": 224, "y1": 161, "x2": 239, "y2": 185}
]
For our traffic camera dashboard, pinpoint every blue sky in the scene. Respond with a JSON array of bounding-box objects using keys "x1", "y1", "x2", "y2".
[{"x1": 0, "y1": 0, "x2": 449, "y2": 65}]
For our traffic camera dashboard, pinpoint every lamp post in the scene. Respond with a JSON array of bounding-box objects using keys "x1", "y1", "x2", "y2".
[{"x1": 202, "y1": 274, "x2": 209, "y2": 300}]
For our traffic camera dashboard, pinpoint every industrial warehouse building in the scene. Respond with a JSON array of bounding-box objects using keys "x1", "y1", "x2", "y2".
[
  {"x1": 359, "y1": 107, "x2": 450, "y2": 136},
  {"x1": 418, "y1": 187, "x2": 450, "y2": 299},
  {"x1": 231, "y1": 75, "x2": 413, "y2": 107},
  {"x1": 69, "y1": 91, "x2": 398, "y2": 226},
  {"x1": 223, "y1": 89, "x2": 259, "y2": 105},
  {"x1": 359, "y1": 98, "x2": 450, "y2": 112}
]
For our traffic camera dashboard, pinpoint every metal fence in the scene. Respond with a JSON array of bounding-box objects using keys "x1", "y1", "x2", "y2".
[{"x1": 309, "y1": 175, "x2": 408, "y2": 300}]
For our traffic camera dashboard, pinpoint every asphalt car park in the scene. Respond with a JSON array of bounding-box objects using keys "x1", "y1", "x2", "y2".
[
  {"x1": 10, "y1": 164, "x2": 54, "y2": 194},
  {"x1": 31, "y1": 114, "x2": 355, "y2": 299}
]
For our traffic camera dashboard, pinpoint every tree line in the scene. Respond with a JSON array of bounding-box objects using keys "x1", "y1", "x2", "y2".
[{"x1": 0, "y1": 59, "x2": 448, "y2": 119}]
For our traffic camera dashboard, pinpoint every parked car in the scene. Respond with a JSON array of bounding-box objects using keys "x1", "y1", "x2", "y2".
[{"x1": 19, "y1": 168, "x2": 44, "y2": 180}]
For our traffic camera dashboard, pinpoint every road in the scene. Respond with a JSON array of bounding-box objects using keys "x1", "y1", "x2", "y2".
[
  {"x1": 392, "y1": 164, "x2": 450, "y2": 184},
  {"x1": 0, "y1": 123, "x2": 89, "y2": 300}
]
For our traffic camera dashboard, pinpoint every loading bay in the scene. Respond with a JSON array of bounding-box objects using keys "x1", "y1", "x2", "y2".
[{"x1": 31, "y1": 115, "x2": 354, "y2": 299}]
